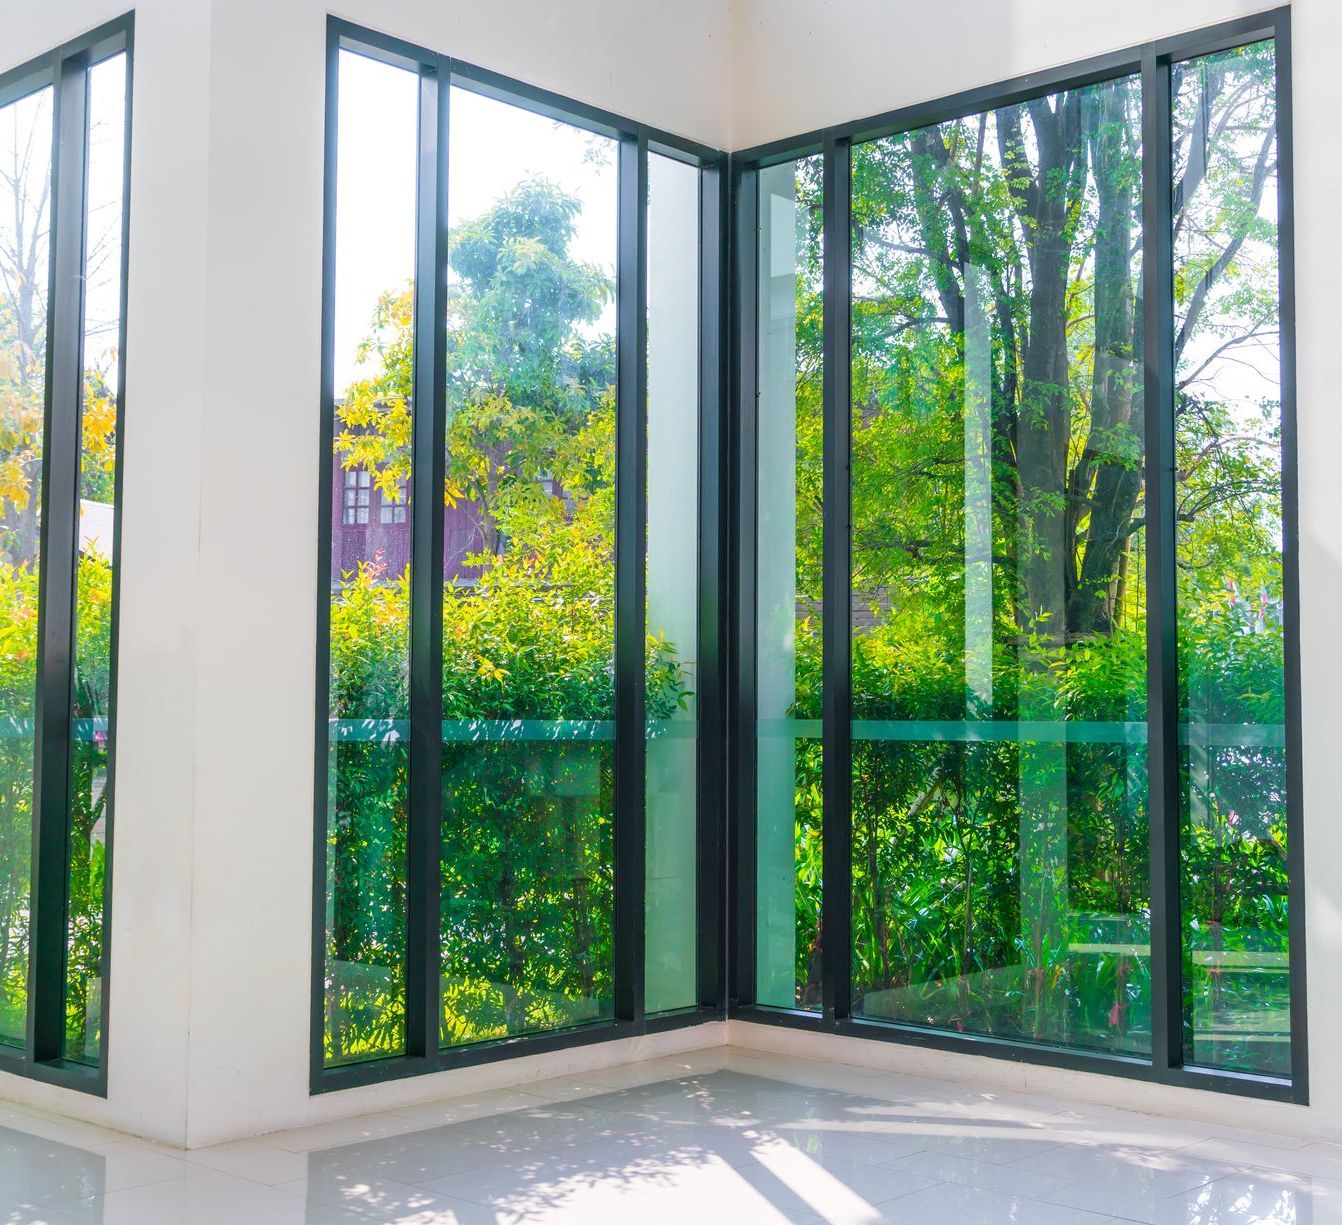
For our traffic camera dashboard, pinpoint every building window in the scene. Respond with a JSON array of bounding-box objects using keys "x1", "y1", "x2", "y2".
[
  {"x1": 316, "y1": 22, "x2": 721, "y2": 1085},
  {"x1": 342, "y1": 468, "x2": 371, "y2": 525},
  {"x1": 739, "y1": 10, "x2": 1303, "y2": 1100},
  {"x1": 0, "y1": 15, "x2": 131, "y2": 1089},
  {"x1": 379, "y1": 477, "x2": 407, "y2": 524}
]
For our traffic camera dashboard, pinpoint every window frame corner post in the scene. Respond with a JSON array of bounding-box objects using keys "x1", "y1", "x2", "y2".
[
  {"x1": 92, "y1": 13, "x2": 134, "y2": 1097},
  {"x1": 405, "y1": 55, "x2": 450, "y2": 1064},
  {"x1": 1140, "y1": 42, "x2": 1182, "y2": 1081},
  {"x1": 730, "y1": 160, "x2": 759, "y2": 1013},
  {"x1": 614, "y1": 130, "x2": 649, "y2": 1026},
  {"x1": 310, "y1": 19, "x2": 342, "y2": 1092},
  {"x1": 820, "y1": 134, "x2": 853, "y2": 1026},
  {"x1": 29, "y1": 46, "x2": 92, "y2": 1067},
  {"x1": 1272, "y1": 5, "x2": 1309, "y2": 1102},
  {"x1": 697, "y1": 153, "x2": 729, "y2": 1013}
]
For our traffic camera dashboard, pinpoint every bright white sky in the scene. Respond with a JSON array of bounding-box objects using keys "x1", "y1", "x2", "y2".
[{"x1": 333, "y1": 50, "x2": 617, "y2": 393}]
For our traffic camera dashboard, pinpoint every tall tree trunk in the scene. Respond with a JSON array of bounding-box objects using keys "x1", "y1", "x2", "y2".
[
  {"x1": 1069, "y1": 82, "x2": 1142, "y2": 638},
  {"x1": 998, "y1": 93, "x2": 1087, "y2": 1041}
]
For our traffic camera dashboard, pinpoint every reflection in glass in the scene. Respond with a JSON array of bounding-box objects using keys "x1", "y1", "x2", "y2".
[
  {"x1": 0, "y1": 84, "x2": 51, "y2": 1050},
  {"x1": 756, "y1": 156, "x2": 823, "y2": 1011},
  {"x1": 1172, "y1": 42, "x2": 1291, "y2": 1076},
  {"x1": 65, "y1": 52, "x2": 127, "y2": 1066},
  {"x1": 644, "y1": 152, "x2": 699, "y2": 1015},
  {"x1": 848, "y1": 77, "x2": 1151, "y2": 1055},
  {"x1": 438, "y1": 88, "x2": 618, "y2": 1045},
  {"x1": 323, "y1": 50, "x2": 418, "y2": 1065},
  {"x1": 0, "y1": 81, "x2": 50, "y2": 1046}
]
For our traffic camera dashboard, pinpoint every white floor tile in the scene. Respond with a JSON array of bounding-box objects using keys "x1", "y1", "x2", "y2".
[
  {"x1": 518, "y1": 1076, "x2": 622, "y2": 1104},
  {"x1": 1183, "y1": 1135, "x2": 1342, "y2": 1183},
  {"x1": 180, "y1": 1138, "x2": 311, "y2": 1184},
  {"x1": 49, "y1": 1168, "x2": 337, "y2": 1225},
  {"x1": 1142, "y1": 1168, "x2": 1342, "y2": 1224},
  {"x1": 886, "y1": 1148, "x2": 1075, "y2": 1198},
  {"x1": 878, "y1": 1179, "x2": 1127, "y2": 1223},
  {"x1": 1022, "y1": 1142, "x2": 1245, "y2": 1219},
  {"x1": 258, "y1": 1111, "x2": 430, "y2": 1154},
  {"x1": 0, "y1": 1052, "x2": 1329, "y2": 1225},
  {"x1": 390, "y1": 1090, "x2": 551, "y2": 1127}
]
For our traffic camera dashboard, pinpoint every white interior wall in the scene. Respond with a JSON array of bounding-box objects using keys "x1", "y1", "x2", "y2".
[{"x1": 6, "y1": 0, "x2": 1342, "y2": 1151}]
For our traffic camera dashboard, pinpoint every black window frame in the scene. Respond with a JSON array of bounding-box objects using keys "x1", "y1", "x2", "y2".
[
  {"x1": 728, "y1": 6, "x2": 1307, "y2": 1105},
  {"x1": 312, "y1": 17, "x2": 729, "y2": 1094},
  {"x1": 0, "y1": 11, "x2": 134, "y2": 1097}
]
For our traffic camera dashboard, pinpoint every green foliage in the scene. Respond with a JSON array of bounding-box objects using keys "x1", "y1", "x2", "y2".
[
  {"x1": 325, "y1": 176, "x2": 687, "y2": 1062},
  {"x1": 323, "y1": 48, "x2": 1291, "y2": 1077},
  {"x1": 772, "y1": 46, "x2": 1289, "y2": 1074}
]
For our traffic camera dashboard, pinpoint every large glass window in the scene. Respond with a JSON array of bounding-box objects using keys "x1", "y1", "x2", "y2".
[
  {"x1": 438, "y1": 86, "x2": 618, "y2": 1047},
  {"x1": 0, "y1": 20, "x2": 130, "y2": 1085},
  {"x1": 755, "y1": 156, "x2": 823, "y2": 1011},
  {"x1": 742, "y1": 17, "x2": 1300, "y2": 1098},
  {"x1": 65, "y1": 47, "x2": 128, "y2": 1069},
  {"x1": 849, "y1": 77, "x2": 1150, "y2": 1055},
  {"x1": 0, "y1": 77, "x2": 52, "y2": 1053},
  {"x1": 1172, "y1": 41, "x2": 1292, "y2": 1077},
  {"x1": 644, "y1": 151, "x2": 700, "y2": 1016},
  {"x1": 317, "y1": 23, "x2": 717, "y2": 1080},
  {"x1": 321, "y1": 48, "x2": 418, "y2": 1066}
]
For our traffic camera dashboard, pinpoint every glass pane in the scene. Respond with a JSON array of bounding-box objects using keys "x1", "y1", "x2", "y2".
[
  {"x1": 849, "y1": 76, "x2": 1151, "y2": 1056},
  {"x1": 1172, "y1": 41, "x2": 1290, "y2": 1076},
  {"x1": 323, "y1": 50, "x2": 418, "y2": 1066},
  {"x1": 755, "y1": 155, "x2": 823, "y2": 1011},
  {"x1": 645, "y1": 152, "x2": 699, "y2": 1015},
  {"x1": 439, "y1": 87, "x2": 617, "y2": 1046},
  {"x1": 0, "y1": 82, "x2": 52, "y2": 1050},
  {"x1": 65, "y1": 51, "x2": 126, "y2": 1066}
]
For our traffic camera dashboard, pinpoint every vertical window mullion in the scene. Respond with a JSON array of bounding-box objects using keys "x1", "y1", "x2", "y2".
[
  {"x1": 405, "y1": 61, "x2": 448, "y2": 1063},
  {"x1": 1274, "y1": 12, "x2": 1309, "y2": 1098},
  {"x1": 614, "y1": 132, "x2": 648, "y2": 1025},
  {"x1": 697, "y1": 158, "x2": 727, "y2": 1011},
  {"x1": 1141, "y1": 47, "x2": 1182, "y2": 1078},
  {"x1": 310, "y1": 27, "x2": 340, "y2": 1090},
  {"x1": 732, "y1": 163, "x2": 759, "y2": 1010},
  {"x1": 29, "y1": 49, "x2": 90, "y2": 1065},
  {"x1": 820, "y1": 136, "x2": 852, "y2": 1025}
]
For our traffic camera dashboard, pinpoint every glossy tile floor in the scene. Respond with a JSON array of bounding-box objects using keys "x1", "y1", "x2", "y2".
[{"x1": 2, "y1": 1047, "x2": 1340, "y2": 1224}]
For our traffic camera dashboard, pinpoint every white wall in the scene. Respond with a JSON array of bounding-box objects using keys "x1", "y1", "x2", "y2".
[
  {"x1": 7, "y1": 0, "x2": 1342, "y2": 1151},
  {"x1": 4, "y1": 0, "x2": 214, "y2": 1148},
  {"x1": 727, "y1": 0, "x2": 1285, "y2": 149}
]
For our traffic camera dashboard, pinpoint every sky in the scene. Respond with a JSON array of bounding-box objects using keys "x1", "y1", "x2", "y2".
[{"x1": 332, "y1": 49, "x2": 618, "y2": 394}]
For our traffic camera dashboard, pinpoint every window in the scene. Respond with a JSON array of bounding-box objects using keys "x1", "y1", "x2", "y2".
[
  {"x1": 753, "y1": 156, "x2": 823, "y2": 1012},
  {"x1": 1172, "y1": 38, "x2": 1293, "y2": 1079},
  {"x1": 342, "y1": 469, "x2": 370, "y2": 525},
  {"x1": 318, "y1": 11, "x2": 1299, "y2": 1104},
  {"x1": 736, "y1": 10, "x2": 1303, "y2": 1100},
  {"x1": 316, "y1": 21, "x2": 722, "y2": 1086},
  {"x1": 0, "y1": 15, "x2": 131, "y2": 1088},
  {"x1": 644, "y1": 151, "x2": 702, "y2": 1015},
  {"x1": 848, "y1": 73, "x2": 1149, "y2": 1057},
  {"x1": 438, "y1": 84, "x2": 620, "y2": 1048},
  {"x1": 321, "y1": 44, "x2": 417, "y2": 1067},
  {"x1": 378, "y1": 478, "x2": 407, "y2": 524}
]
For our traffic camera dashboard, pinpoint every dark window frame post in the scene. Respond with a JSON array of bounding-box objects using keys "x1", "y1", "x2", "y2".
[
  {"x1": 613, "y1": 130, "x2": 649, "y2": 1027},
  {"x1": 820, "y1": 135, "x2": 852, "y2": 1026}
]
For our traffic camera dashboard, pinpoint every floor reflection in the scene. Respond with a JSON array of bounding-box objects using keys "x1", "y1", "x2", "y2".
[{"x1": 0, "y1": 1056, "x2": 1337, "y2": 1223}]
